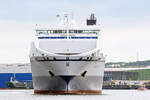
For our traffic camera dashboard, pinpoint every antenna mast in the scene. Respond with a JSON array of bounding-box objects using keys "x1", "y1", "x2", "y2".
[{"x1": 136, "y1": 52, "x2": 139, "y2": 61}]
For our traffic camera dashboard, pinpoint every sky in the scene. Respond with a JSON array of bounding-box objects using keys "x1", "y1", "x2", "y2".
[{"x1": 0, "y1": 0, "x2": 150, "y2": 63}]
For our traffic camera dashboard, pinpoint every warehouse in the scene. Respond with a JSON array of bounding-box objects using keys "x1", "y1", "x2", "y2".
[{"x1": 104, "y1": 66, "x2": 150, "y2": 81}]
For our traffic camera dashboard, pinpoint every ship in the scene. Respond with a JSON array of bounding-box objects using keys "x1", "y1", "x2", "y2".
[
  {"x1": 29, "y1": 13, "x2": 105, "y2": 94},
  {"x1": 0, "y1": 63, "x2": 32, "y2": 88},
  {"x1": 6, "y1": 72, "x2": 33, "y2": 89}
]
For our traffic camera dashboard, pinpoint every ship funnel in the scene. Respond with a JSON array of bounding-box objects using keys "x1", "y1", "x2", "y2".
[{"x1": 86, "y1": 13, "x2": 97, "y2": 26}]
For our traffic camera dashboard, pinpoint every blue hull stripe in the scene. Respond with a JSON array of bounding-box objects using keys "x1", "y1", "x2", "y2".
[
  {"x1": 38, "y1": 37, "x2": 67, "y2": 39},
  {"x1": 38, "y1": 37, "x2": 97, "y2": 39},
  {"x1": 70, "y1": 37, "x2": 97, "y2": 39}
]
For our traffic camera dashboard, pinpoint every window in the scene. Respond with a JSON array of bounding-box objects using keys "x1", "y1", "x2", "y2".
[
  {"x1": 36, "y1": 30, "x2": 47, "y2": 35},
  {"x1": 68, "y1": 30, "x2": 100, "y2": 34},
  {"x1": 36, "y1": 30, "x2": 67, "y2": 34}
]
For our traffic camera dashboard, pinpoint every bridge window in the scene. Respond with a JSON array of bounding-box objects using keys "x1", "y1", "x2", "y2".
[
  {"x1": 36, "y1": 29, "x2": 99, "y2": 35},
  {"x1": 36, "y1": 30, "x2": 48, "y2": 35},
  {"x1": 36, "y1": 30, "x2": 67, "y2": 35},
  {"x1": 69, "y1": 30, "x2": 83, "y2": 33},
  {"x1": 69, "y1": 30, "x2": 100, "y2": 34}
]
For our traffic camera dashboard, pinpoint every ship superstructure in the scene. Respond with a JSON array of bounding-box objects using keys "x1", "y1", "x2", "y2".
[{"x1": 30, "y1": 14, "x2": 105, "y2": 94}]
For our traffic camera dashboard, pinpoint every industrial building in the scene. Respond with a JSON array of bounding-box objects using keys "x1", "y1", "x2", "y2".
[{"x1": 104, "y1": 66, "x2": 150, "y2": 81}]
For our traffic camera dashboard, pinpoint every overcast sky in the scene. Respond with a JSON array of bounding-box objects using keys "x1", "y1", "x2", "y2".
[{"x1": 0, "y1": 0, "x2": 150, "y2": 63}]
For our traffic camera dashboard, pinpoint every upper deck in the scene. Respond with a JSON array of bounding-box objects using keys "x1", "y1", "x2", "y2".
[
  {"x1": 32, "y1": 14, "x2": 101, "y2": 54},
  {"x1": 36, "y1": 29, "x2": 100, "y2": 39},
  {"x1": 35, "y1": 29, "x2": 100, "y2": 39},
  {"x1": 36, "y1": 29, "x2": 100, "y2": 35},
  {"x1": 35, "y1": 13, "x2": 100, "y2": 39}
]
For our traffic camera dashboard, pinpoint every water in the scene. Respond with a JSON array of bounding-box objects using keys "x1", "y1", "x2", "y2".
[{"x1": 0, "y1": 89, "x2": 150, "y2": 100}]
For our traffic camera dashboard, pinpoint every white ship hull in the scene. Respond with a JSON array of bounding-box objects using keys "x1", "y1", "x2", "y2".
[{"x1": 30, "y1": 56, "x2": 105, "y2": 94}]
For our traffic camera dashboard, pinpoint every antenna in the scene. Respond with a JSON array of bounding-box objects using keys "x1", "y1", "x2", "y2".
[{"x1": 136, "y1": 52, "x2": 139, "y2": 61}]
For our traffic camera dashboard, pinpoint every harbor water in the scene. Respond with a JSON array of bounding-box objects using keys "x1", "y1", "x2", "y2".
[{"x1": 0, "y1": 89, "x2": 150, "y2": 100}]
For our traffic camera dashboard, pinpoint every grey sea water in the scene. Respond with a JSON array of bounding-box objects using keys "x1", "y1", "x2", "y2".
[{"x1": 0, "y1": 89, "x2": 149, "y2": 100}]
